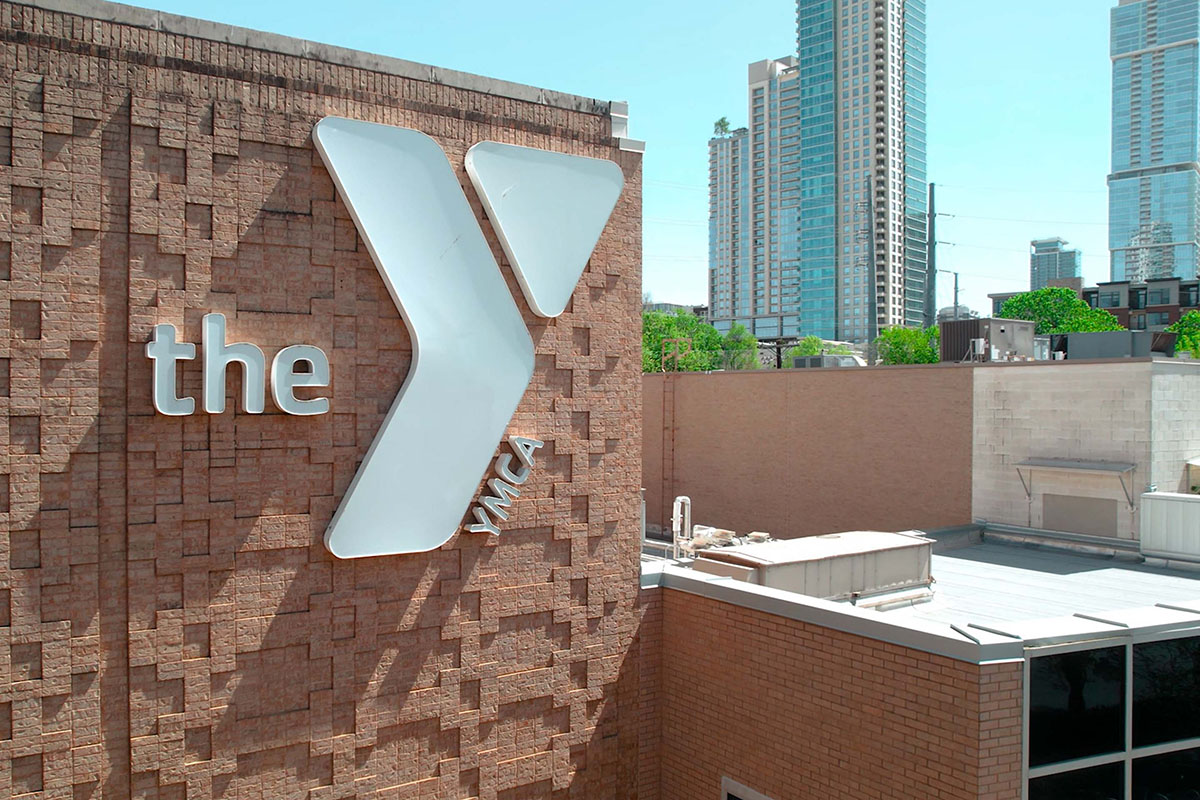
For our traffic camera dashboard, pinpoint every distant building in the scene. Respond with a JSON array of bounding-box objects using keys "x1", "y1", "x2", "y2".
[
  {"x1": 937, "y1": 304, "x2": 978, "y2": 324},
  {"x1": 1109, "y1": 0, "x2": 1200, "y2": 281},
  {"x1": 1029, "y1": 237, "x2": 1081, "y2": 290},
  {"x1": 707, "y1": 0, "x2": 929, "y2": 343},
  {"x1": 989, "y1": 277, "x2": 1199, "y2": 331},
  {"x1": 989, "y1": 276, "x2": 1083, "y2": 316},
  {"x1": 643, "y1": 302, "x2": 708, "y2": 318},
  {"x1": 1083, "y1": 277, "x2": 1200, "y2": 330}
]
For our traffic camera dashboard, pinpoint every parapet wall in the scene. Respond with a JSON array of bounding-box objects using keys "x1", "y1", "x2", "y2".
[{"x1": 643, "y1": 366, "x2": 975, "y2": 538}]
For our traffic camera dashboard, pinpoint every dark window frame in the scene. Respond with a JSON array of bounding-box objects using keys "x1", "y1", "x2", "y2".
[{"x1": 1025, "y1": 633, "x2": 1200, "y2": 800}]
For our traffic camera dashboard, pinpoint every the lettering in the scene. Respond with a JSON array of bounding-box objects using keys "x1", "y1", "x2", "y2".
[{"x1": 147, "y1": 314, "x2": 330, "y2": 416}]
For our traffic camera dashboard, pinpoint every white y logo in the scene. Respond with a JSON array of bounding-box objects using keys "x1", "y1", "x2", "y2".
[{"x1": 312, "y1": 117, "x2": 624, "y2": 558}]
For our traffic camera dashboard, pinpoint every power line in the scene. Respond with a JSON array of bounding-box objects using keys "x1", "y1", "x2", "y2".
[
  {"x1": 936, "y1": 182, "x2": 1107, "y2": 196},
  {"x1": 645, "y1": 216, "x2": 707, "y2": 227},
  {"x1": 940, "y1": 212, "x2": 1106, "y2": 227},
  {"x1": 645, "y1": 179, "x2": 707, "y2": 191},
  {"x1": 944, "y1": 241, "x2": 1109, "y2": 261}
]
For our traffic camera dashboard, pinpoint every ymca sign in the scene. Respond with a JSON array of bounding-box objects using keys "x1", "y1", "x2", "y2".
[{"x1": 146, "y1": 117, "x2": 624, "y2": 559}]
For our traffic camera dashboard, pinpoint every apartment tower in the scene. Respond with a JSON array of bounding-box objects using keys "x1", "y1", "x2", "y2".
[
  {"x1": 1109, "y1": 0, "x2": 1200, "y2": 282},
  {"x1": 708, "y1": 0, "x2": 928, "y2": 342},
  {"x1": 1030, "y1": 237, "x2": 1083, "y2": 290}
]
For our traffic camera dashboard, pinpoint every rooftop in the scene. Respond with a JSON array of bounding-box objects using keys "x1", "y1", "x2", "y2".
[
  {"x1": 886, "y1": 540, "x2": 1200, "y2": 630},
  {"x1": 643, "y1": 533, "x2": 1200, "y2": 664}
]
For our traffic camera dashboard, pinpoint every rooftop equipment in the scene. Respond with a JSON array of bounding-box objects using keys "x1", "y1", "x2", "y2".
[
  {"x1": 939, "y1": 317, "x2": 1038, "y2": 362},
  {"x1": 690, "y1": 530, "x2": 934, "y2": 608}
]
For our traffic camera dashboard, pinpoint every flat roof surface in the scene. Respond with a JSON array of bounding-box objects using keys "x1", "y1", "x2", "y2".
[{"x1": 885, "y1": 542, "x2": 1200, "y2": 628}]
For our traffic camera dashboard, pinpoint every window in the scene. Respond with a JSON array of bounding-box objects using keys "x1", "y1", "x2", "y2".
[
  {"x1": 1026, "y1": 635, "x2": 1200, "y2": 800},
  {"x1": 1147, "y1": 288, "x2": 1171, "y2": 305},
  {"x1": 1131, "y1": 314, "x2": 1146, "y2": 330},
  {"x1": 1148, "y1": 311, "x2": 1170, "y2": 326},
  {"x1": 1029, "y1": 762, "x2": 1123, "y2": 800},
  {"x1": 1098, "y1": 291, "x2": 1122, "y2": 309}
]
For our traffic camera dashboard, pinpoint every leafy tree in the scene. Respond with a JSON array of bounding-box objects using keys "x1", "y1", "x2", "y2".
[
  {"x1": 642, "y1": 310, "x2": 724, "y2": 372},
  {"x1": 874, "y1": 325, "x2": 940, "y2": 365},
  {"x1": 784, "y1": 335, "x2": 853, "y2": 362},
  {"x1": 999, "y1": 287, "x2": 1124, "y2": 334},
  {"x1": 721, "y1": 322, "x2": 759, "y2": 370},
  {"x1": 641, "y1": 311, "x2": 763, "y2": 372},
  {"x1": 1167, "y1": 310, "x2": 1200, "y2": 358},
  {"x1": 713, "y1": 116, "x2": 731, "y2": 137}
]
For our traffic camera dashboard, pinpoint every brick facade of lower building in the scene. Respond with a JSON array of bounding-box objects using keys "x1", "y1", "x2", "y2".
[
  {"x1": 646, "y1": 589, "x2": 1023, "y2": 800},
  {"x1": 0, "y1": 2, "x2": 643, "y2": 797}
]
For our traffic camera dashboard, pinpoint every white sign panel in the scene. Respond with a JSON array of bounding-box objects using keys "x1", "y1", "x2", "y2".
[{"x1": 312, "y1": 117, "x2": 624, "y2": 558}]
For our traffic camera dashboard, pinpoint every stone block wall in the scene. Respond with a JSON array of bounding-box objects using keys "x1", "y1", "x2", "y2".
[{"x1": 971, "y1": 362, "x2": 1153, "y2": 540}]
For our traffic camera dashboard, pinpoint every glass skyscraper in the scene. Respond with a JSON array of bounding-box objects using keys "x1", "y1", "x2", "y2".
[
  {"x1": 1109, "y1": 0, "x2": 1200, "y2": 282},
  {"x1": 1030, "y1": 238, "x2": 1082, "y2": 290},
  {"x1": 708, "y1": 0, "x2": 929, "y2": 342}
]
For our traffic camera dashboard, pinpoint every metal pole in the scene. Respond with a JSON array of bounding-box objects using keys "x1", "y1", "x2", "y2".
[
  {"x1": 866, "y1": 174, "x2": 878, "y2": 343},
  {"x1": 926, "y1": 182, "x2": 936, "y2": 328},
  {"x1": 953, "y1": 272, "x2": 960, "y2": 321}
]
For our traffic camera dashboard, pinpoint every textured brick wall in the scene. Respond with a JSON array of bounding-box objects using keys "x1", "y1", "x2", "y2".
[
  {"x1": 651, "y1": 589, "x2": 1023, "y2": 800},
  {"x1": 0, "y1": 3, "x2": 643, "y2": 798},
  {"x1": 633, "y1": 587, "x2": 661, "y2": 800},
  {"x1": 643, "y1": 366, "x2": 974, "y2": 537}
]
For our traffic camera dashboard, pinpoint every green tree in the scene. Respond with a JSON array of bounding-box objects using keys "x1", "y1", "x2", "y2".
[
  {"x1": 721, "y1": 322, "x2": 759, "y2": 370},
  {"x1": 999, "y1": 287, "x2": 1124, "y2": 334},
  {"x1": 1167, "y1": 310, "x2": 1200, "y2": 358},
  {"x1": 874, "y1": 325, "x2": 940, "y2": 365},
  {"x1": 642, "y1": 310, "x2": 724, "y2": 372},
  {"x1": 783, "y1": 335, "x2": 853, "y2": 364},
  {"x1": 713, "y1": 116, "x2": 731, "y2": 137}
]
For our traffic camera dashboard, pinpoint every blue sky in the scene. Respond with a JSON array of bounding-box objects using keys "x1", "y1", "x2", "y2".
[{"x1": 143, "y1": 0, "x2": 1116, "y2": 317}]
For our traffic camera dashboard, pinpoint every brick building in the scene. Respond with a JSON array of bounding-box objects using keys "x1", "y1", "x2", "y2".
[
  {"x1": 0, "y1": 1, "x2": 645, "y2": 797},
  {"x1": 5, "y1": 2, "x2": 1200, "y2": 800},
  {"x1": 990, "y1": 276, "x2": 1199, "y2": 331}
]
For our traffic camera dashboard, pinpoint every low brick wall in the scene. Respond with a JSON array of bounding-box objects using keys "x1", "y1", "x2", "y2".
[{"x1": 643, "y1": 367, "x2": 974, "y2": 538}]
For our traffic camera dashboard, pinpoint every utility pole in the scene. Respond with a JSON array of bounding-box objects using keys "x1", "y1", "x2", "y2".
[
  {"x1": 925, "y1": 183, "x2": 937, "y2": 328},
  {"x1": 865, "y1": 174, "x2": 878, "y2": 345},
  {"x1": 937, "y1": 268, "x2": 960, "y2": 320}
]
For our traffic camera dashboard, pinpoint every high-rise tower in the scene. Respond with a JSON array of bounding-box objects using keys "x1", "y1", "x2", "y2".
[
  {"x1": 1109, "y1": 0, "x2": 1200, "y2": 282},
  {"x1": 707, "y1": 0, "x2": 928, "y2": 342},
  {"x1": 1030, "y1": 238, "x2": 1082, "y2": 290}
]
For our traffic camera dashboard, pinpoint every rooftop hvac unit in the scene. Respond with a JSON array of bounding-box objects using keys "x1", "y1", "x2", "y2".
[{"x1": 939, "y1": 317, "x2": 1038, "y2": 362}]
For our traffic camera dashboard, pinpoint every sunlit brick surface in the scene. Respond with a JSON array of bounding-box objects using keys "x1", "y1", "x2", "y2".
[
  {"x1": 0, "y1": 3, "x2": 643, "y2": 797},
  {"x1": 648, "y1": 589, "x2": 1023, "y2": 800}
]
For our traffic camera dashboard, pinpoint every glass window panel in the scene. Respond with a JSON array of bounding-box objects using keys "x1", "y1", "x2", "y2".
[
  {"x1": 1030, "y1": 646, "x2": 1126, "y2": 767},
  {"x1": 1133, "y1": 746, "x2": 1200, "y2": 798},
  {"x1": 1134, "y1": 637, "x2": 1200, "y2": 747},
  {"x1": 1028, "y1": 762, "x2": 1123, "y2": 800}
]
